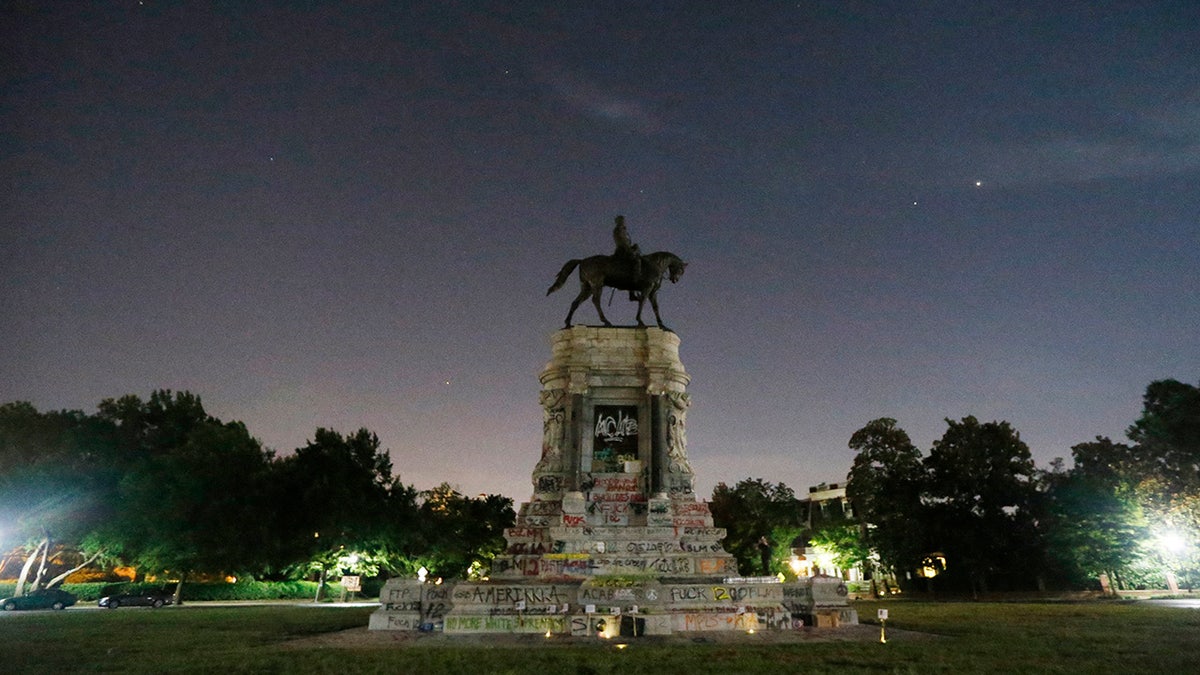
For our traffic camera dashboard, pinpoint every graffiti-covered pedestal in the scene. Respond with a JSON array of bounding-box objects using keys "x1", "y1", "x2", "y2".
[
  {"x1": 370, "y1": 326, "x2": 856, "y2": 634},
  {"x1": 493, "y1": 326, "x2": 738, "y2": 584}
]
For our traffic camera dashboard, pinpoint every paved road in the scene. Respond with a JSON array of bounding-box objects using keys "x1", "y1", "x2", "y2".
[
  {"x1": 0, "y1": 600, "x2": 378, "y2": 616},
  {"x1": 1143, "y1": 598, "x2": 1200, "y2": 609}
]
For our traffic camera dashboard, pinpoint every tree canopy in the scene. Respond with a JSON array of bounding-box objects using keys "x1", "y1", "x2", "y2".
[
  {"x1": 3, "y1": 378, "x2": 1197, "y2": 594},
  {"x1": 845, "y1": 418, "x2": 926, "y2": 580},
  {"x1": 840, "y1": 380, "x2": 1200, "y2": 593},
  {"x1": 0, "y1": 392, "x2": 514, "y2": 596},
  {"x1": 709, "y1": 478, "x2": 802, "y2": 575},
  {"x1": 924, "y1": 417, "x2": 1041, "y2": 593}
]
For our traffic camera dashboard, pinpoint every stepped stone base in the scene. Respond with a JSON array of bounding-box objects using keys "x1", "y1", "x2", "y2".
[
  {"x1": 492, "y1": 471, "x2": 739, "y2": 580},
  {"x1": 369, "y1": 575, "x2": 857, "y2": 635},
  {"x1": 368, "y1": 326, "x2": 857, "y2": 635}
]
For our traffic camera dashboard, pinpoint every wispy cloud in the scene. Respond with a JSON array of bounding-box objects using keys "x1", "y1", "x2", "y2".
[
  {"x1": 537, "y1": 66, "x2": 669, "y2": 136},
  {"x1": 978, "y1": 100, "x2": 1200, "y2": 186}
]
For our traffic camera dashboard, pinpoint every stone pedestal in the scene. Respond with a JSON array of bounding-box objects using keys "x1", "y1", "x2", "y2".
[
  {"x1": 529, "y1": 326, "x2": 695, "y2": 500},
  {"x1": 491, "y1": 326, "x2": 736, "y2": 583},
  {"x1": 369, "y1": 326, "x2": 855, "y2": 634}
]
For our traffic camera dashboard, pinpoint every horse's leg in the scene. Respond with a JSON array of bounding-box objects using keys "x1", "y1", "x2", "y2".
[
  {"x1": 565, "y1": 286, "x2": 589, "y2": 328},
  {"x1": 649, "y1": 290, "x2": 669, "y2": 331},
  {"x1": 591, "y1": 287, "x2": 612, "y2": 326},
  {"x1": 635, "y1": 292, "x2": 647, "y2": 327}
]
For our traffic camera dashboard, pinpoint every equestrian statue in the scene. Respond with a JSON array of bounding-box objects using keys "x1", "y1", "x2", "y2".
[{"x1": 546, "y1": 215, "x2": 687, "y2": 330}]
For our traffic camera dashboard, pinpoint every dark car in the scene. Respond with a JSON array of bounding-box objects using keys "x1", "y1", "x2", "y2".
[
  {"x1": 98, "y1": 588, "x2": 174, "y2": 609},
  {"x1": 1, "y1": 588, "x2": 77, "y2": 611}
]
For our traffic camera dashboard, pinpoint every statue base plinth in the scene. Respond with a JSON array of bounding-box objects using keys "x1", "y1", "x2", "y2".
[
  {"x1": 369, "y1": 575, "x2": 856, "y2": 634},
  {"x1": 369, "y1": 326, "x2": 856, "y2": 634}
]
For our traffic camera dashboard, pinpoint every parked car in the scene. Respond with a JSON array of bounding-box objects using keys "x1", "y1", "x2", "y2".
[
  {"x1": 1, "y1": 588, "x2": 77, "y2": 611},
  {"x1": 98, "y1": 588, "x2": 174, "y2": 609}
]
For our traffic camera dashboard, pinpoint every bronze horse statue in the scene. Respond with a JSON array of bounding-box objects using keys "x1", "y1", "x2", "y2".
[{"x1": 547, "y1": 251, "x2": 687, "y2": 330}]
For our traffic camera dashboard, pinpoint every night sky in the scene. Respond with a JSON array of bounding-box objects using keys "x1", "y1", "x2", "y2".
[{"x1": 3, "y1": 2, "x2": 1198, "y2": 502}]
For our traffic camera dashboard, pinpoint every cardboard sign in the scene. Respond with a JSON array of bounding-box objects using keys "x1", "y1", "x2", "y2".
[{"x1": 878, "y1": 609, "x2": 888, "y2": 620}]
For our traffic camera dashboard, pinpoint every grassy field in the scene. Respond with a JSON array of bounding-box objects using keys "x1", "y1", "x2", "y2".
[{"x1": 2, "y1": 600, "x2": 1197, "y2": 674}]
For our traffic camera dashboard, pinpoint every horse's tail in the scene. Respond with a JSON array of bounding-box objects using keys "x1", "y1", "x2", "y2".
[{"x1": 546, "y1": 259, "x2": 581, "y2": 295}]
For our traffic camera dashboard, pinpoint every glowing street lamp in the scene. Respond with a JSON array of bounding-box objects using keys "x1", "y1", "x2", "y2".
[
  {"x1": 788, "y1": 556, "x2": 805, "y2": 578},
  {"x1": 1159, "y1": 529, "x2": 1186, "y2": 556},
  {"x1": 1152, "y1": 527, "x2": 1190, "y2": 594}
]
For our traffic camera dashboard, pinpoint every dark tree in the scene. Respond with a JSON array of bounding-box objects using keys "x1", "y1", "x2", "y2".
[
  {"x1": 97, "y1": 391, "x2": 211, "y2": 467},
  {"x1": 96, "y1": 392, "x2": 275, "y2": 602},
  {"x1": 1127, "y1": 379, "x2": 1200, "y2": 494},
  {"x1": 1071, "y1": 436, "x2": 1143, "y2": 485},
  {"x1": 0, "y1": 402, "x2": 119, "y2": 593},
  {"x1": 416, "y1": 483, "x2": 515, "y2": 580},
  {"x1": 709, "y1": 478, "x2": 802, "y2": 575},
  {"x1": 924, "y1": 416, "x2": 1041, "y2": 594},
  {"x1": 1125, "y1": 380, "x2": 1200, "y2": 586},
  {"x1": 1040, "y1": 447, "x2": 1148, "y2": 591},
  {"x1": 273, "y1": 428, "x2": 398, "y2": 596},
  {"x1": 846, "y1": 418, "x2": 927, "y2": 590}
]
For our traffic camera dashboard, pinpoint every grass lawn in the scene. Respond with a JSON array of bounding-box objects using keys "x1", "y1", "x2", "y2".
[{"x1": 1, "y1": 600, "x2": 1197, "y2": 674}]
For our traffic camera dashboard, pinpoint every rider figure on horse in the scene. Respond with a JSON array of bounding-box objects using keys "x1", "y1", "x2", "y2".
[
  {"x1": 612, "y1": 215, "x2": 642, "y2": 299},
  {"x1": 546, "y1": 218, "x2": 687, "y2": 330}
]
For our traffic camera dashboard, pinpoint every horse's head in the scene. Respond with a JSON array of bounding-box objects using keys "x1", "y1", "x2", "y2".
[{"x1": 668, "y1": 258, "x2": 687, "y2": 283}]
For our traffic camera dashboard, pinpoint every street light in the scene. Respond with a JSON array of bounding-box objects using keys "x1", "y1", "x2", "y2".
[
  {"x1": 1159, "y1": 529, "x2": 1186, "y2": 556},
  {"x1": 788, "y1": 556, "x2": 805, "y2": 578},
  {"x1": 1153, "y1": 527, "x2": 1190, "y2": 594}
]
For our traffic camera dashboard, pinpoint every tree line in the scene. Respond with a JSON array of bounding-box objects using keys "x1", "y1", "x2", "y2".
[
  {"x1": 710, "y1": 379, "x2": 1199, "y2": 595},
  {"x1": 4, "y1": 379, "x2": 1196, "y2": 599},
  {"x1": 0, "y1": 391, "x2": 513, "y2": 601}
]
